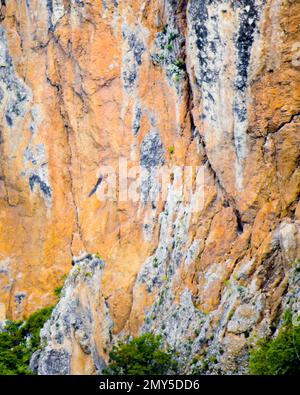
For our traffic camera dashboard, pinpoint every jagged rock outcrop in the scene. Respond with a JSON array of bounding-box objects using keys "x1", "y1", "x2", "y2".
[
  {"x1": 32, "y1": 254, "x2": 112, "y2": 375},
  {"x1": 0, "y1": 0, "x2": 299, "y2": 374}
]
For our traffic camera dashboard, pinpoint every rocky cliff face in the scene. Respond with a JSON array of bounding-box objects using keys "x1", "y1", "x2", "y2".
[{"x1": 0, "y1": 0, "x2": 300, "y2": 374}]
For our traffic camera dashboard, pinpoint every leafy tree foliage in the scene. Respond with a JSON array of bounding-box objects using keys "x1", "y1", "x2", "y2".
[
  {"x1": 105, "y1": 333, "x2": 178, "y2": 375},
  {"x1": 249, "y1": 310, "x2": 300, "y2": 375},
  {"x1": 0, "y1": 306, "x2": 53, "y2": 375}
]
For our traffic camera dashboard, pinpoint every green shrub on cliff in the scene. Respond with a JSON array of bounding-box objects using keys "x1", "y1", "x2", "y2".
[
  {"x1": 54, "y1": 286, "x2": 63, "y2": 298},
  {"x1": 0, "y1": 306, "x2": 53, "y2": 375},
  {"x1": 249, "y1": 311, "x2": 300, "y2": 375},
  {"x1": 105, "y1": 333, "x2": 178, "y2": 375},
  {"x1": 54, "y1": 274, "x2": 67, "y2": 299}
]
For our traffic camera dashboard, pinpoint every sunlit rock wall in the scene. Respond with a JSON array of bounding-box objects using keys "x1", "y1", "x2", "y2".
[{"x1": 0, "y1": 0, "x2": 299, "y2": 374}]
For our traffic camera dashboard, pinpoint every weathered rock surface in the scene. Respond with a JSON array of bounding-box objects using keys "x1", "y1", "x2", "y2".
[
  {"x1": 33, "y1": 254, "x2": 112, "y2": 375},
  {"x1": 0, "y1": 0, "x2": 299, "y2": 374}
]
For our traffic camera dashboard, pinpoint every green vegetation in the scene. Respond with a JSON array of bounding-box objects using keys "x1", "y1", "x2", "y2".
[
  {"x1": 54, "y1": 286, "x2": 63, "y2": 298},
  {"x1": 152, "y1": 26, "x2": 186, "y2": 85},
  {"x1": 104, "y1": 333, "x2": 178, "y2": 375},
  {"x1": 168, "y1": 31, "x2": 179, "y2": 42},
  {"x1": 228, "y1": 308, "x2": 235, "y2": 321},
  {"x1": 158, "y1": 292, "x2": 164, "y2": 306},
  {"x1": 174, "y1": 59, "x2": 185, "y2": 70},
  {"x1": 54, "y1": 274, "x2": 67, "y2": 299},
  {"x1": 209, "y1": 355, "x2": 218, "y2": 364},
  {"x1": 152, "y1": 257, "x2": 159, "y2": 268},
  {"x1": 249, "y1": 310, "x2": 300, "y2": 375},
  {"x1": 291, "y1": 258, "x2": 300, "y2": 266},
  {"x1": 168, "y1": 146, "x2": 175, "y2": 155},
  {"x1": 84, "y1": 271, "x2": 93, "y2": 279},
  {"x1": 95, "y1": 252, "x2": 102, "y2": 260},
  {"x1": 0, "y1": 306, "x2": 53, "y2": 375},
  {"x1": 224, "y1": 279, "x2": 231, "y2": 287}
]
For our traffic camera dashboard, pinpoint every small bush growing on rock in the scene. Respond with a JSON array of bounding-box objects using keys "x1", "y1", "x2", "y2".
[
  {"x1": 54, "y1": 286, "x2": 63, "y2": 298},
  {"x1": 224, "y1": 279, "x2": 230, "y2": 287},
  {"x1": 152, "y1": 257, "x2": 159, "y2": 268},
  {"x1": 174, "y1": 59, "x2": 185, "y2": 70},
  {"x1": 0, "y1": 306, "x2": 53, "y2": 375},
  {"x1": 95, "y1": 252, "x2": 102, "y2": 260},
  {"x1": 54, "y1": 274, "x2": 67, "y2": 299},
  {"x1": 249, "y1": 311, "x2": 300, "y2": 375},
  {"x1": 104, "y1": 333, "x2": 178, "y2": 375}
]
